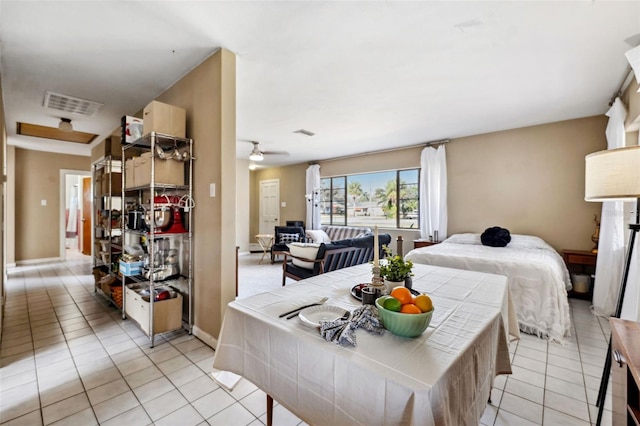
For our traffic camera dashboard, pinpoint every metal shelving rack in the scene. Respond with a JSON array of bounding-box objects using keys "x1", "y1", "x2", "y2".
[
  {"x1": 121, "y1": 132, "x2": 194, "y2": 347},
  {"x1": 92, "y1": 155, "x2": 123, "y2": 307}
]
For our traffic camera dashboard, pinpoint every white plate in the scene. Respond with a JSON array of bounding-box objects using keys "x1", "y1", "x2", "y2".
[{"x1": 298, "y1": 305, "x2": 347, "y2": 328}]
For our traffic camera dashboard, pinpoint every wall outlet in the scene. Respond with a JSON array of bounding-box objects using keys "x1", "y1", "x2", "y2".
[
  {"x1": 281, "y1": 201, "x2": 286, "y2": 207},
  {"x1": 41, "y1": 200, "x2": 47, "y2": 206},
  {"x1": 209, "y1": 183, "x2": 216, "y2": 197}
]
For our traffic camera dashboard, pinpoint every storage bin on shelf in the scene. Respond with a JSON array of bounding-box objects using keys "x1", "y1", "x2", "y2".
[
  {"x1": 119, "y1": 260, "x2": 144, "y2": 276},
  {"x1": 134, "y1": 152, "x2": 184, "y2": 187},
  {"x1": 143, "y1": 101, "x2": 186, "y2": 138},
  {"x1": 125, "y1": 283, "x2": 183, "y2": 335}
]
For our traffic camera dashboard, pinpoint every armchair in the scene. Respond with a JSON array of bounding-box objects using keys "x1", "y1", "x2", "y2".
[
  {"x1": 282, "y1": 233, "x2": 392, "y2": 285},
  {"x1": 271, "y1": 226, "x2": 306, "y2": 263}
]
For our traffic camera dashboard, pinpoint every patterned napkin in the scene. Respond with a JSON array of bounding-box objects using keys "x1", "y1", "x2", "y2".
[{"x1": 319, "y1": 305, "x2": 384, "y2": 346}]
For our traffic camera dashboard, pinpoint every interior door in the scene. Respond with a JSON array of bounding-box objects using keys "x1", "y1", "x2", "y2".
[
  {"x1": 259, "y1": 179, "x2": 280, "y2": 235},
  {"x1": 81, "y1": 177, "x2": 92, "y2": 255}
]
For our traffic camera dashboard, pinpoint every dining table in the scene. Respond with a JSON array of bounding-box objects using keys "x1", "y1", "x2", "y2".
[{"x1": 213, "y1": 263, "x2": 519, "y2": 425}]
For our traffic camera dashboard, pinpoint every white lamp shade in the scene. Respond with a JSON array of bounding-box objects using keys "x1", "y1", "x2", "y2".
[{"x1": 585, "y1": 145, "x2": 640, "y2": 201}]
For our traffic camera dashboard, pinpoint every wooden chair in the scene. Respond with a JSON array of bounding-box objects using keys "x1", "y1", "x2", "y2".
[{"x1": 282, "y1": 244, "x2": 366, "y2": 286}]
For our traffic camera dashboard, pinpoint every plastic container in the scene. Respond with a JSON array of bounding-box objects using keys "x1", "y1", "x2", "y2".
[{"x1": 571, "y1": 273, "x2": 591, "y2": 293}]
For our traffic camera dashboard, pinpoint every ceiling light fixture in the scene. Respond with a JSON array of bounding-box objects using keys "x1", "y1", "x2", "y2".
[
  {"x1": 249, "y1": 151, "x2": 264, "y2": 161},
  {"x1": 249, "y1": 142, "x2": 264, "y2": 161},
  {"x1": 58, "y1": 118, "x2": 73, "y2": 132}
]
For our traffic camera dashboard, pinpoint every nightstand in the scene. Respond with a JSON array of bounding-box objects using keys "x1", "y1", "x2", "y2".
[
  {"x1": 414, "y1": 240, "x2": 439, "y2": 249},
  {"x1": 563, "y1": 249, "x2": 597, "y2": 301}
]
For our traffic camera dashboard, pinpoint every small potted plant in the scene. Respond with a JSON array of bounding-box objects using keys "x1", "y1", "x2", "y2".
[{"x1": 379, "y1": 245, "x2": 414, "y2": 293}]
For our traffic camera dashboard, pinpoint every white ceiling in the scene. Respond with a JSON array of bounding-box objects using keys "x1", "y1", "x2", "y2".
[{"x1": 1, "y1": 1, "x2": 639, "y2": 167}]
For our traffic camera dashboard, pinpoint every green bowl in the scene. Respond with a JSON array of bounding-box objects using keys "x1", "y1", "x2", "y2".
[{"x1": 375, "y1": 297, "x2": 434, "y2": 338}]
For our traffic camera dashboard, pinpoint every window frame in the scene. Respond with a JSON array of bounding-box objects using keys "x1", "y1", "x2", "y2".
[{"x1": 320, "y1": 168, "x2": 420, "y2": 229}]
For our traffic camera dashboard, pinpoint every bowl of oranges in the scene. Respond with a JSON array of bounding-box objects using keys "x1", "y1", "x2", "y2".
[{"x1": 375, "y1": 286, "x2": 434, "y2": 338}]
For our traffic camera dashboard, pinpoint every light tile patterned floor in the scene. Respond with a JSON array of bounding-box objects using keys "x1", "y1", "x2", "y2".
[{"x1": 1, "y1": 254, "x2": 613, "y2": 425}]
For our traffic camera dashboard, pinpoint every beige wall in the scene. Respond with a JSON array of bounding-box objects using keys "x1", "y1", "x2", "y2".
[
  {"x1": 236, "y1": 159, "x2": 250, "y2": 252},
  {"x1": 250, "y1": 163, "x2": 308, "y2": 238},
  {"x1": 154, "y1": 48, "x2": 236, "y2": 343},
  {"x1": 14, "y1": 149, "x2": 90, "y2": 261},
  {"x1": 447, "y1": 116, "x2": 606, "y2": 251},
  {"x1": 250, "y1": 116, "x2": 607, "y2": 253},
  {"x1": 1, "y1": 72, "x2": 5, "y2": 335},
  {"x1": 6, "y1": 146, "x2": 15, "y2": 265}
]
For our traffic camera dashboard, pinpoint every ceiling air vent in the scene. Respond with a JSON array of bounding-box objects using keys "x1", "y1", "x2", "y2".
[
  {"x1": 293, "y1": 129, "x2": 315, "y2": 137},
  {"x1": 43, "y1": 91, "x2": 104, "y2": 117}
]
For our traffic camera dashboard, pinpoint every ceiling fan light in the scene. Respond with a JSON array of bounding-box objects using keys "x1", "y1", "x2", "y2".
[
  {"x1": 59, "y1": 118, "x2": 73, "y2": 132},
  {"x1": 249, "y1": 151, "x2": 264, "y2": 161}
]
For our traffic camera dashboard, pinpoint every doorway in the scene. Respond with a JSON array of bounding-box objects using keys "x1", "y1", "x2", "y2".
[
  {"x1": 259, "y1": 179, "x2": 280, "y2": 235},
  {"x1": 60, "y1": 170, "x2": 91, "y2": 260}
]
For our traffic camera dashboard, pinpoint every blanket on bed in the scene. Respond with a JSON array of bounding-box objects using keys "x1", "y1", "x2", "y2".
[{"x1": 405, "y1": 233, "x2": 572, "y2": 341}]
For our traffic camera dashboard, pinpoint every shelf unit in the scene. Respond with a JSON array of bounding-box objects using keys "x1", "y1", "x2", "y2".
[
  {"x1": 92, "y1": 155, "x2": 123, "y2": 307},
  {"x1": 121, "y1": 132, "x2": 193, "y2": 347}
]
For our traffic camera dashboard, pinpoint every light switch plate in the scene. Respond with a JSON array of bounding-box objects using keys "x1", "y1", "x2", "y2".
[
  {"x1": 281, "y1": 202, "x2": 286, "y2": 207},
  {"x1": 209, "y1": 183, "x2": 216, "y2": 197},
  {"x1": 41, "y1": 199, "x2": 47, "y2": 206}
]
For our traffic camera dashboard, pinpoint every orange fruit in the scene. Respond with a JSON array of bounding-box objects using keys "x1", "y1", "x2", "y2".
[
  {"x1": 414, "y1": 294, "x2": 433, "y2": 313},
  {"x1": 390, "y1": 287, "x2": 413, "y2": 305},
  {"x1": 400, "y1": 304, "x2": 422, "y2": 314}
]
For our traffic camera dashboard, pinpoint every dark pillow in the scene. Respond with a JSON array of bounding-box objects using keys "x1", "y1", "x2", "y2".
[
  {"x1": 481, "y1": 227, "x2": 511, "y2": 247},
  {"x1": 279, "y1": 233, "x2": 300, "y2": 244}
]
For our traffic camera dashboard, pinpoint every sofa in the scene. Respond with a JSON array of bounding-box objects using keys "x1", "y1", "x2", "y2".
[
  {"x1": 282, "y1": 233, "x2": 392, "y2": 286},
  {"x1": 305, "y1": 225, "x2": 372, "y2": 244}
]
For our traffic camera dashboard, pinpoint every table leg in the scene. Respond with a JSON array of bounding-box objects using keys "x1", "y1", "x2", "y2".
[{"x1": 266, "y1": 394, "x2": 273, "y2": 426}]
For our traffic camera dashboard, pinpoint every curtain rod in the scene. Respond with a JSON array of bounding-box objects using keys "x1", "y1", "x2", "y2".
[{"x1": 314, "y1": 138, "x2": 450, "y2": 164}]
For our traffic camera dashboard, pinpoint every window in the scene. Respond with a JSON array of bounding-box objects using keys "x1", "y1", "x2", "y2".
[{"x1": 320, "y1": 169, "x2": 420, "y2": 229}]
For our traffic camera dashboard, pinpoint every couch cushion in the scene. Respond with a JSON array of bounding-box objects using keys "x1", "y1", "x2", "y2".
[
  {"x1": 288, "y1": 242, "x2": 321, "y2": 269},
  {"x1": 279, "y1": 233, "x2": 301, "y2": 245},
  {"x1": 306, "y1": 229, "x2": 332, "y2": 243},
  {"x1": 321, "y1": 225, "x2": 371, "y2": 241}
]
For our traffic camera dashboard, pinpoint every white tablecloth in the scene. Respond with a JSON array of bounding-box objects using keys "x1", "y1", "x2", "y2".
[{"x1": 213, "y1": 263, "x2": 516, "y2": 425}]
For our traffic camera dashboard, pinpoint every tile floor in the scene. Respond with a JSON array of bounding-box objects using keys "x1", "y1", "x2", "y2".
[{"x1": 1, "y1": 253, "x2": 613, "y2": 425}]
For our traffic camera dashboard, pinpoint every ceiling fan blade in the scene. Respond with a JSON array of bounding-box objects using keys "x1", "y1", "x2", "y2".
[{"x1": 262, "y1": 150, "x2": 290, "y2": 156}]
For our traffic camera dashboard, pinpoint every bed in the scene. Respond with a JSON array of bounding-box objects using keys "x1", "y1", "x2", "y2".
[{"x1": 405, "y1": 233, "x2": 572, "y2": 341}]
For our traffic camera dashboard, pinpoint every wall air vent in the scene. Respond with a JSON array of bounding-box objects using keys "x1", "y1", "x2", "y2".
[{"x1": 43, "y1": 91, "x2": 104, "y2": 117}]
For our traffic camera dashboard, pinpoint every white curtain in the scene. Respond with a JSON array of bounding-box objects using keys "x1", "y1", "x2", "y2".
[
  {"x1": 305, "y1": 164, "x2": 321, "y2": 230},
  {"x1": 419, "y1": 145, "x2": 447, "y2": 241},
  {"x1": 592, "y1": 97, "x2": 627, "y2": 316}
]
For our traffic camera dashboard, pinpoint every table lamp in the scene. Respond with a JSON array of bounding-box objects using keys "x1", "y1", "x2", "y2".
[{"x1": 585, "y1": 145, "x2": 640, "y2": 425}]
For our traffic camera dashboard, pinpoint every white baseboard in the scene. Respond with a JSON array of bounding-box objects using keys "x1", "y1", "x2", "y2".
[
  {"x1": 248, "y1": 243, "x2": 262, "y2": 252},
  {"x1": 6, "y1": 263, "x2": 16, "y2": 268},
  {"x1": 16, "y1": 257, "x2": 62, "y2": 266},
  {"x1": 192, "y1": 325, "x2": 218, "y2": 350}
]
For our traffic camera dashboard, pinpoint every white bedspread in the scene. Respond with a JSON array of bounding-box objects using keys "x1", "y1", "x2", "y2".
[{"x1": 406, "y1": 234, "x2": 572, "y2": 341}]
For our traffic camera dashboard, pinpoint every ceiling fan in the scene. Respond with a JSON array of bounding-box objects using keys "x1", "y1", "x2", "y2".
[{"x1": 246, "y1": 141, "x2": 289, "y2": 161}]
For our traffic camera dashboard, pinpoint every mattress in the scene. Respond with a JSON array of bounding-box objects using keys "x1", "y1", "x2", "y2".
[{"x1": 405, "y1": 233, "x2": 572, "y2": 341}]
